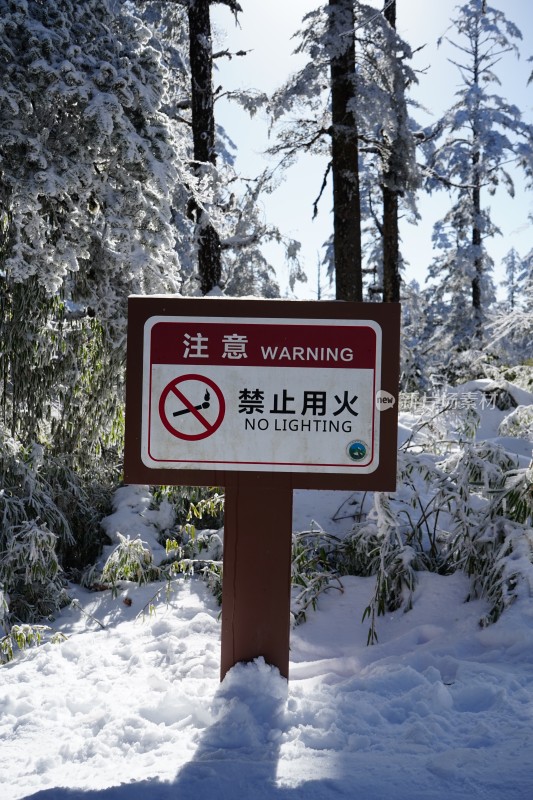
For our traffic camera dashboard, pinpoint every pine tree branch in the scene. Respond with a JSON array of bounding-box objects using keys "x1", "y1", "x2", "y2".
[
  {"x1": 268, "y1": 126, "x2": 332, "y2": 159},
  {"x1": 220, "y1": 232, "x2": 262, "y2": 250},
  {"x1": 213, "y1": 48, "x2": 250, "y2": 60},
  {"x1": 212, "y1": 0, "x2": 242, "y2": 14}
]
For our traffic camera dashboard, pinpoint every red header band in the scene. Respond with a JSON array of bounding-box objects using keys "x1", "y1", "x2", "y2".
[{"x1": 150, "y1": 321, "x2": 377, "y2": 370}]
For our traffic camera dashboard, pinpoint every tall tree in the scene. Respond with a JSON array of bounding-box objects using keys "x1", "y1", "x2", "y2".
[
  {"x1": 186, "y1": 0, "x2": 241, "y2": 294},
  {"x1": 327, "y1": 0, "x2": 362, "y2": 300},
  {"x1": 138, "y1": 0, "x2": 292, "y2": 298},
  {"x1": 381, "y1": 0, "x2": 401, "y2": 302},
  {"x1": 0, "y1": 0, "x2": 195, "y2": 611},
  {"x1": 267, "y1": 2, "x2": 418, "y2": 302},
  {"x1": 0, "y1": 0, "x2": 186, "y2": 454},
  {"x1": 425, "y1": 0, "x2": 530, "y2": 342},
  {"x1": 501, "y1": 247, "x2": 522, "y2": 310},
  {"x1": 489, "y1": 245, "x2": 533, "y2": 364},
  {"x1": 355, "y1": 0, "x2": 419, "y2": 301}
]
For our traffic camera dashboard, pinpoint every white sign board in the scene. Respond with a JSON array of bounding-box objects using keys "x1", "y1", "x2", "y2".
[{"x1": 141, "y1": 315, "x2": 385, "y2": 474}]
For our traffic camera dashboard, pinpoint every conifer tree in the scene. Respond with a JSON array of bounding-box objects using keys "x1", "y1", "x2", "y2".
[
  {"x1": 267, "y1": 1, "x2": 418, "y2": 301},
  {"x1": 0, "y1": 0, "x2": 187, "y2": 460},
  {"x1": 328, "y1": 0, "x2": 362, "y2": 300},
  {"x1": 135, "y1": 0, "x2": 291, "y2": 297},
  {"x1": 425, "y1": 0, "x2": 530, "y2": 344},
  {"x1": 186, "y1": 0, "x2": 241, "y2": 294},
  {"x1": 502, "y1": 247, "x2": 522, "y2": 310},
  {"x1": 0, "y1": 0, "x2": 200, "y2": 615},
  {"x1": 381, "y1": 0, "x2": 416, "y2": 302}
]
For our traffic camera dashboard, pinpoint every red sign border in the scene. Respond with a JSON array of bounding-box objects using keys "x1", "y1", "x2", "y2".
[
  {"x1": 124, "y1": 297, "x2": 400, "y2": 492},
  {"x1": 146, "y1": 316, "x2": 379, "y2": 471}
]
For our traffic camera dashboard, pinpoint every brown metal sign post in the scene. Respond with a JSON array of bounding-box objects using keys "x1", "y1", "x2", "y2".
[{"x1": 124, "y1": 297, "x2": 400, "y2": 680}]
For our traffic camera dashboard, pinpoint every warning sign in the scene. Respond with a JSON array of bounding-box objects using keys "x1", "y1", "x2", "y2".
[
  {"x1": 124, "y1": 297, "x2": 400, "y2": 490},
  {"x1": 142, "y1": 313, "x2": 384, "y2": 474},
  {"x1": 124, "y1": 297, "x2": 400, "y2": 683}
]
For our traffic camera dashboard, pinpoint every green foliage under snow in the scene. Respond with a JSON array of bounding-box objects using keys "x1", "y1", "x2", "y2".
[{"x1": 68, "y1": 390, "x2": 533, "y2": 652}]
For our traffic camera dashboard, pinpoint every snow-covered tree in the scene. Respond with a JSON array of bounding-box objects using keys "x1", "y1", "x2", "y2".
[
  {"x1": 267, "y1": 1, "x2": 419, "y2": 301},
  {"x1": 327, "y1": 0, "x2": 362, "y2": 300},
  {"x1": 425, "y1": 0, "x2": 530, "y2": 344},
  {"x1": 135, "y1": 0, "x2": 293, "y2": 298},
  {"x1": 185, "y1": 0, "x2": 246, "y2": 294},
  {"x1": 0, "y1": 0, "x2": 199, "y2": 617},
  {"x1": 489, "y1": 247, "x2": 533, "y2": 364},
  {"x1": 0, "y1": 0, "x2": 185, "y2": 308},
  {"x1": 520, "y1": 249, "x2": 533, "y2": 304},
  {"x1": 379, "y1": 0, "x2": 419, "y2": 302},
  {"x1": 0, "y1": 0, "x2": 193, "y2": 453},
  {"x1": 501, "y1": 247, "x2": 522, "y2": 310},
  {"x1": 399, "y1": 280, "x2": 434, "y2": 391}
]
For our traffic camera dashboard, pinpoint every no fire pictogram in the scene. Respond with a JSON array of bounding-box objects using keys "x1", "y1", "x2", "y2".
[{"x1": 158, "y1": 374, "x2": 225, "y2": 441}]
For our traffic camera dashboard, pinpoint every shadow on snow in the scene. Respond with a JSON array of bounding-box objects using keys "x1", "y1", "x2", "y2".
[{"x1": 21, "y1": 659, "x2": 348, "y2": 800}]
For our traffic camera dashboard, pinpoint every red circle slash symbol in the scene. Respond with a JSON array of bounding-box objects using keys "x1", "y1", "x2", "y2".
[{"x1": 159, "y1": 374, "x2": 225, "y2": 441}]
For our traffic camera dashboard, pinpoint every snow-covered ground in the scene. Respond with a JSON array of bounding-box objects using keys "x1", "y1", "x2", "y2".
[{"x1": 2, "y1": 380, "x2": 533, "y2": 799}]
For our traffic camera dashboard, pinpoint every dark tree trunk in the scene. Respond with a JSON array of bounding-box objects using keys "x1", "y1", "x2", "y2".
[
  {"x1": 382, "y1": 0, "x2": 401, "y2": 303},
  {"x1": 188, "y1": 0, "x2": 221, "y2": 294},
  {"x1": 472, "y1": 154, "x2": 483, "y2": 338},
  {"x1": 382, "y1": 189, "x2": 400, "y2": 301},
  {"x1": 383, "y1": 0, "x2": 396, "y2": 27},
  {"x1": 471, "y1": 33, "x2": 483, "y2": 340},
  {"x1": 328, "y1": 0, "x2": 362, "y2": 302}
]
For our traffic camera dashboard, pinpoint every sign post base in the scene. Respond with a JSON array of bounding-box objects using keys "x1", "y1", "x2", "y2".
[{"x1": 221, "y1": 473, "x2": 293, "y2": 681}]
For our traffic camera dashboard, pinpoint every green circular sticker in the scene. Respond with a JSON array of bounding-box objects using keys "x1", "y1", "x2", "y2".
[{"x1": 347, "y1": 440, "x2": 368, "y2": 462}]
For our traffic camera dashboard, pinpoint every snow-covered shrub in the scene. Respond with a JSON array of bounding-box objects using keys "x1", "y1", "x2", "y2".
[
  {"x1": 40, "y1": 456, "x2": 114, "y2": 571},
  {"x1": 402, "y1": 396, "x2": 481, "y2": 452},
  {"x1": 0, "y1": 623, "x2": 50, "y2": 665},
  {"x1": 343, "y1": 433, "x2": 533, "y2": 642},
  {"x1": 0, "y1": 427, "x2": 72, "y2": 545},
  {"x1": 152, "y1": 485, "x2": 225, "y2": 537},
  {"x1": 94, "y1": 485, "x2": 346, "y2": 621},
  {"x1": 498, "y1": 406, "x2": 533, "y2": 440},
  {"x1": 488, "y1": 310, "x2": 533, "y2": 367},
  {"x1": 162, "y1": 527, "x2": 224, "y2": 605},
  {"x1": 0, "y1": 424, "x2": 112, "y2": 622},
  {"x1": 81, "y1": 484, "x2": 226, "y2": 604},
  {"x1": 100, "y1": 534, "x2": 162, "y2": 595},
  {"x1": 0, "y1": 521, "x2": 67, "y2": 622},
  {"x1": 477, "y1": 523, "x2": 533, "y2": 627},
  {"x1": 498, "y1": 366, "x2": 533, "y2": 392},
  {"x1": 495, "y1": 465, "x2": 533, "y2": 527},
  {"x1": 0, "y1": 423, "x2": 111, "y2": 560},
  {"x1": 291, "y1": 528, "x2": 343, "y2": 625}
]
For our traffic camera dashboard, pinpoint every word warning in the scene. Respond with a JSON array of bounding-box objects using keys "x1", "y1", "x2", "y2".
[{"x1": 142, "y1": 315, "x2": 387, "y2": 474}]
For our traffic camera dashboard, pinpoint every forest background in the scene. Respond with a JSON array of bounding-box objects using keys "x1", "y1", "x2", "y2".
[
  {"x1": 1, "y1": 0, "x2": 533, "y2": 662},
  {"x1": 211, "y1": 0, "x2": 532, "y2": 297}
]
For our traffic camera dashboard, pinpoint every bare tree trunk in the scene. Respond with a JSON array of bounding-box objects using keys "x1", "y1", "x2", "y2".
[
  {"x1": 188, "y1": 0, "x2": 221, "y2": 294},
  {"x1": 382, "y1": 186, "x2": 400, "y2": 302},
  {"x1": 328, "y1": 0, "x2": 362, "y2": 301},
  {"x1": 382, "y1": 0, "x2": 401, "y2": 303},
  {"x1": 472, "y1": 151, "x2": 483, "y2": 338},
  {"x1": 471, "y1": 28, "x2": 483, "y2": 340}
]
